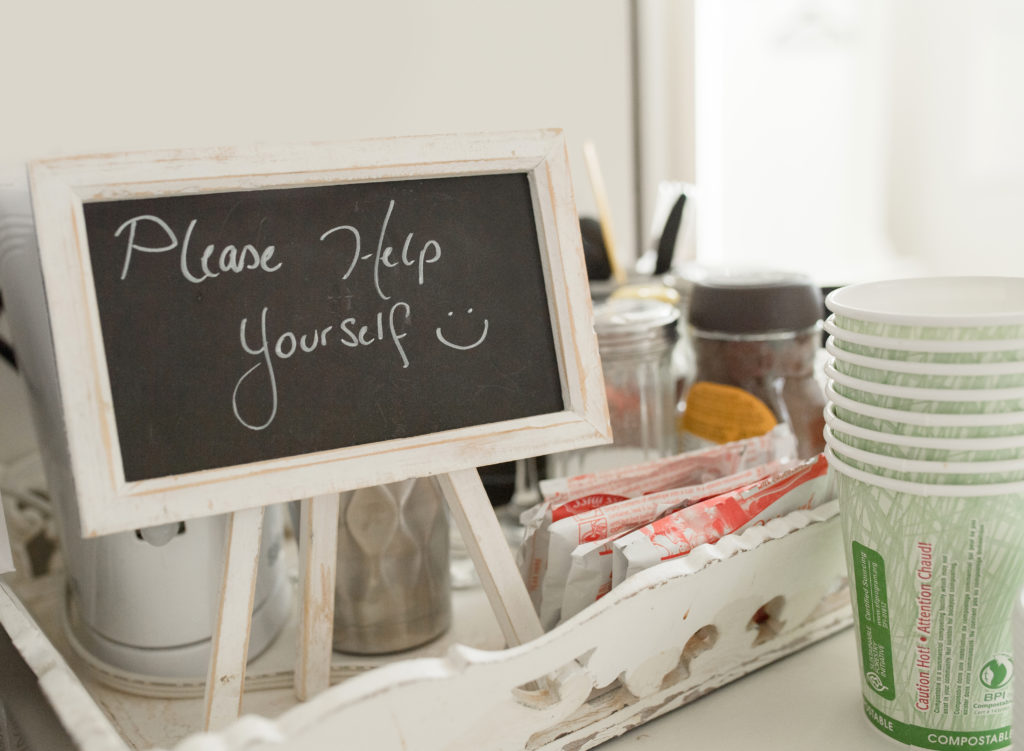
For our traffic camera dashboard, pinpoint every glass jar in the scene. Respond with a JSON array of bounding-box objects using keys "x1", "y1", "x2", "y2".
[
  {"x1": 549, "y1": 297, "x2": 680, "y2": 477},
  {"x1": 680, "y1": 271, "x2": 825, "y2": 459},
  {"x1": 334, "y1": 477, "x2": 451, "y2": 654}
]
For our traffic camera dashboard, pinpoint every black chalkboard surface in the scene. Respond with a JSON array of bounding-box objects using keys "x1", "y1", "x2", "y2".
[{"x1": 82, "y1": 173, "x2": 564, "y2": 482}]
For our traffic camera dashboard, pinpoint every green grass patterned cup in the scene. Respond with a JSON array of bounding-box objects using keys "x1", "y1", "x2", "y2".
[
  {"x1": 826, "y1": 362, "x2": 1024, "y2": 415},
  {"x1": 825, "y1": 383, "x2": 1024, "y2": 439},
  {"x1": 826, "y1": 338, "x2": 1024, "y2": 390},
  {"x1": 824, "y1": 426, "x2": 1024, "y2": 484},
  {"x1": 824, "y1": 317, "x2": 1024, "y2": 364},
  {"x1": 826, "y1": 446, "x2": 1024, "y2": 750},
  {"x1": 826, "y1": 277, "x2": 1024, "y2": 341},
  {"x1": 824, "y1": 405, "x2": 1024, "y2": 462}
]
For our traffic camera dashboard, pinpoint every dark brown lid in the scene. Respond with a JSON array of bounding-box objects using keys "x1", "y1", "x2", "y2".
[{"x1": 687, "y1": 270, "x2": 822, "y2": 335}]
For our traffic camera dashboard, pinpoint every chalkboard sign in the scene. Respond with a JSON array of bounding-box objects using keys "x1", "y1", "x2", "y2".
[
  {"x1": 29, "y1": 131, "x2": 610, "y2": 536},
  {"x1": 82, "y1": 173, "x2": 563, "y2": 481}
]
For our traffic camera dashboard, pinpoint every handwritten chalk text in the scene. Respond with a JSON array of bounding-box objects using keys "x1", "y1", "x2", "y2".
[
  {"x1": 320, "y1": 199, "x2": 441, "y2": 301},
  {"x1": 116, "y1": 215, "x2": 281, "y2": 283},
  {"x1": 113, "y1": 200, "x2": 485, "y2": 432}
]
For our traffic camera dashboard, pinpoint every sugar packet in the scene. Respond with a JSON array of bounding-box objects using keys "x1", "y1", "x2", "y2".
[
  {"x1": 551, "y1": 460, "x2": 784, "y2": 627},
  {"x1": 539, "y1": 424, "x2": 797, "y2": 509},
  {"x1": 611, "y1": 452, "x2": 831, "y2": 587},
  {"x1": 517, "y1": 425, "x2": 797, "y2": 613}
]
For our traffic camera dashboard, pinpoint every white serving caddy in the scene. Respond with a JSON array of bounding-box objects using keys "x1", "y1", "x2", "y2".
[
  {"x1": 1, "y1": 494, "x2": 851, "y2": 751},
  {"x1": 1, "y1": 133, "x2": 852, "y2": 750}
]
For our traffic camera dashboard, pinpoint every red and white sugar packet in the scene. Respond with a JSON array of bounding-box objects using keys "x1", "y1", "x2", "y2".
[
  {"x1": 549, "y1": 460, "x2": 784, "y2": 627},
  {"x1": 517, "y1": 426, "x2": 797, "y2": 613},
  {"x1": 539, "y1": 424, "x2": 796, "y2": 509},
  {"x1": 611, "y1": 452, "x2": 832, "y2": 587}
]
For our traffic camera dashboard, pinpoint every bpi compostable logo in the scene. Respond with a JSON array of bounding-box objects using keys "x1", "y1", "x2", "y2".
[
  {"x1": 976, "y1": 652, "x2": 1014, "y2": 716},
  {"x1": 980, "y1": 654, "x2": 1013, "y2": 692},
  {"x1": 866, "y1": 671, "x2": 888, "y2": 694}
]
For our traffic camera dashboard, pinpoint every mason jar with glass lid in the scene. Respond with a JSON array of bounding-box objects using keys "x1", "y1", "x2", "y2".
[
  {"x1": 548, "y1": 297, "x2": 680, "y2": 477},
  {"x1": 680, "y1": 271, "x2": 825, "y2": 459}
]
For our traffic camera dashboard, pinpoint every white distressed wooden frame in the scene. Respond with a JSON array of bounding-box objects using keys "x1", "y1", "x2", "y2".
[
  {"x1": 203, "y1": 506, "x2": 267, "y2": 730},
  {"x1": 27, "y1": 130, "x2": 610, "y2": 538},
  {"x1": 294, "y1": 494, "x2": 342, "y2": 703}
]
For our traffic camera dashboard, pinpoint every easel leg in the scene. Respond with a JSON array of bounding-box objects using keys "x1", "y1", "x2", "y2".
[
  {"x1": 437, "y1": 469, "x2": 544, "y2": 647},
  {"x1": 295, "y1": 493, "x2": 341, "y2": 701},
  {"x1": 203, "y1": 506, "x2": 266, "y2": 731}
]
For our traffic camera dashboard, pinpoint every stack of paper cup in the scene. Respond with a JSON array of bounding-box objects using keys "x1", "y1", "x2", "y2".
[
  {"x1": 823, "y1": 277, "x2": 1024, "y2": 751},
  {"x1": 1015, "y1": 586, "x2": 1024, "y2": 748}
]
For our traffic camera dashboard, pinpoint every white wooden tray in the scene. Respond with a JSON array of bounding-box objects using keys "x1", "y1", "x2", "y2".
[{"x1": 0, "y1": 499, "x2": 851, "y2": 751}]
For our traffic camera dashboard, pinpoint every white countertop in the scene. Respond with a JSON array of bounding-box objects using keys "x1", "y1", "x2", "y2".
[{"x1": 603, "y1": 626, "x2": 882, "y2": 750}]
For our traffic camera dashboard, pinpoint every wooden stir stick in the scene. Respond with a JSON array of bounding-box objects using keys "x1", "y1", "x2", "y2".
[{"x1": 582, "y1": 140, "x2": 627, "y2": 285}]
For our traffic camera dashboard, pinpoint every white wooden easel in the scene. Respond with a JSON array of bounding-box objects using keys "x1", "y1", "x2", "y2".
[
  {"x1": 202, "y1": 469, "x2": 545, "y2": 730},
  {"x1": 27, "y1": 131, "x2": 609, "y2": 732}
]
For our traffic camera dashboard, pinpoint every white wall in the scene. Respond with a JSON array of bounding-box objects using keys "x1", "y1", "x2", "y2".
[
  {"x1": 0, "y1": 0, "x2": 637, "y2": 469},
  {"x1": 887, "y1": 0, "x2": 1024, "y2": 276},
  {"x1": 634, "y1": 0, "x2": 697, "y2": 260},
  {"x1": 692, "y1": 0, "x2": 898, "y2": 285},
  {"x1": 640, "y1": 0, "x2": 1024, "y2": 286},
  {"x1": 0, "y1": 0, "x2": 637, "y2": 255}
]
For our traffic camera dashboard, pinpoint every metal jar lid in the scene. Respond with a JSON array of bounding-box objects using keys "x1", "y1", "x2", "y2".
[
  {"x1": 593, "y1": 298, "x2": 680, "y2": 358},
  {"x1": 687, "y1": 270, "x2": 822, "y2": 338}
]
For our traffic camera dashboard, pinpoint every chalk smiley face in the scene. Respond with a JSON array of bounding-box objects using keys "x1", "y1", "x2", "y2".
[{"x1": 436, "y1": 308, "x2": 489, "y2": 350}]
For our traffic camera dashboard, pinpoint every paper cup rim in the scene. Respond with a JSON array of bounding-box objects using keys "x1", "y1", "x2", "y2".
[
  {"x1": 824, "y1": 424, "x2": 1024, "y2": 473},
  {"x1": 823, "y1": 315, "x2": 1024, "y2": 353},
  {"x1": 824, "y1": 381, "x2": 1024, "y2": 426},
  {"x1": 825, "y1": 336, "x2": 1024, "y2": 376},
  {"x1": 823, "y1": 403, "x2": 1024, "y2": 449},
  {"x1": 825, "y1": 445, "x2": 1024, "y2": 496},
  {"x1": 825, "y1": 360, "x2": 1024, "y2": 401},
  {"x1": 825, "y1": 276, "x2": 1024, "y2": 326}
]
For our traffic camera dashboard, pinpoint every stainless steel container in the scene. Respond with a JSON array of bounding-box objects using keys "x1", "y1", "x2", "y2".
[{"x1": 334, "y1": 477, "x2": 451, "y2": 654}]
